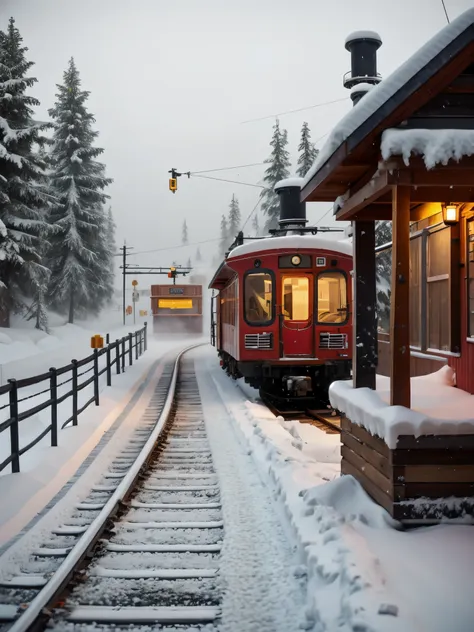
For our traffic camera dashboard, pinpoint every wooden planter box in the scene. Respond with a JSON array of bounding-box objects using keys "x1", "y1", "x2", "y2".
[{"x1": 341, "y1": 416, "x2": 474, "y2": 524}]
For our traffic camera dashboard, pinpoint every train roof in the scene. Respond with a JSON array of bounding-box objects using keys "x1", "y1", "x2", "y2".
[
  {"x1": 227, "y1": 234, "x2": 353, "y2": 259},
  {"x1": 209, "y1": 234, "x2": 352, "y2": 289}
]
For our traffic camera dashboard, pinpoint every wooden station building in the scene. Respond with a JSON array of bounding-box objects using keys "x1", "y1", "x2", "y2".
[{"x1": 301, "y1": 10, "x2": 474, "y2": 522}]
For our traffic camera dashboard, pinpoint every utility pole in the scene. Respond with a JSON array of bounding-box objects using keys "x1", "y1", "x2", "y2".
[{"x1": 119, "y1": 243, "x2": 133, "y2": 325}]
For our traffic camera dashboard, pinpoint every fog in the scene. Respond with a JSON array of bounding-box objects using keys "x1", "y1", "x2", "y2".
[{"x1": 2, "y1": 0, "x2": 471, "y2": 277}]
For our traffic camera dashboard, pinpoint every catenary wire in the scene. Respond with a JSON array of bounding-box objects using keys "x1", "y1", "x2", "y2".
[{"x1": 241, "y1": 97, "x2": 350, "y2": 124}]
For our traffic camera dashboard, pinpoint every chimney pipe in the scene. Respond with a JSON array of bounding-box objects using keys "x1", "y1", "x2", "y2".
[
  {"x1": 275, "y1": 178, "x2": 307, "y2": 231},
  {"x1": 343, "y1": 30, "x2": 382, "y2": 105}
]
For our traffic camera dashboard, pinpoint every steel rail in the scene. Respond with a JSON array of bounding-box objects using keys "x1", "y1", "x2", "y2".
[{"x1": 9, "y1": 343, "x2": 201, "y2": 632}]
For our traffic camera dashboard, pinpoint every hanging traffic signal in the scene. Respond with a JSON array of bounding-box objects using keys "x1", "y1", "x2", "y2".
[
  {"x1": 169, "y1": 178, "x2": 177, "y2": 193},
  {"x1": 168, "y1": 266, "x2": 177, "y2": 279}
]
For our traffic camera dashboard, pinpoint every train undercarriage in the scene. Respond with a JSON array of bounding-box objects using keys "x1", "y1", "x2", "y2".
[{"x1": 218, "y1": 350, "x2": 351, "y2": 409}]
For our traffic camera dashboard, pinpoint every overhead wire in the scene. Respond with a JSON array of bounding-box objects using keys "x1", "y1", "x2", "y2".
[
  {"x1": 191, "y1": 174, "x2": 264, "y2": 189},
  {"x1": 241, "y1": 97, "x2": 350, "y2": 124},
  {"x1": 190, "y1": 161, "x2": 265, "y2": 175},
  {"x1": 441, "y1": 0, "x2": 450, "y2": 23}
]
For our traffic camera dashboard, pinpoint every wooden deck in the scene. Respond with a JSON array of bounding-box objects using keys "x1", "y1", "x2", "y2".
[{"x1": 341, "y1": 416, "x2": 474, "y2": 524}]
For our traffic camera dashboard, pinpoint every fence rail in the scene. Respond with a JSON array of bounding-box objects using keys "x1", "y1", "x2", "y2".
[{"x1": 0, "y1": 323, "x2": 147, "y2": 474}]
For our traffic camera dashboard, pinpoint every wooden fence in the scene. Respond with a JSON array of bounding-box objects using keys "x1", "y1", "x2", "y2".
[{"x1": 0, "y1": 323, "x2": 147, "y2": 474}]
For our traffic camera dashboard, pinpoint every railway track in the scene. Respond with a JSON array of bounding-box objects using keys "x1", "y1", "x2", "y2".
[
  {"x1": 260, "y1": 394, "x2": 341, "y2": 435},
  {"x1": 0, "y1": 347, "x2": 223, "y2": 631}
]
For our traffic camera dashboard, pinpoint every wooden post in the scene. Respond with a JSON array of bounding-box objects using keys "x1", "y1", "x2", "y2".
[
  {"x1": 449, "y1": 222, "x2": 461, "y2": 354},
  {"x1": 353, "y1": 220, "x2": 377, "y2": 389},
  {"x1": 390, "y1": 186, "x2": 411, "y2": 407},
  {"x1": 50, "y1": 368, "x2": 58, "y2": 447}
]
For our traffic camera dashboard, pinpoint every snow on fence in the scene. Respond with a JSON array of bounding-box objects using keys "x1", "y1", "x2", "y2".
[{"x1": 0, "y1": 323, "x2": 147, "y2": 474}]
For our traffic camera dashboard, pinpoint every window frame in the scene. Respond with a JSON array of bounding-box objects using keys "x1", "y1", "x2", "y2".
[
  {"x1": 468, "y1": 217, "x2": 474, "y2": 340},
  {"x1": 243, "y1": 269, "x2": 275, "y2": 327},
  {"x1": 315, "y1": 269, "x2": 349, "y2": 326}
]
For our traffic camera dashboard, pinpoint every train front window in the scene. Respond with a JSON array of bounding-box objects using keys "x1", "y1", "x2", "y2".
[
  {"x1": 282, "y1": 276, "x2": 309, "y2": 321},
  {"x1": 245, "y1": 272, "x2": 273, "y2": 323},
  {"x1": 317, "y1": 272, "x2": 348, "y2": 324}
]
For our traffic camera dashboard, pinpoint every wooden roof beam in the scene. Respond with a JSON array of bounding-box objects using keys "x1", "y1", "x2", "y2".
[{"x1": 335, "y1": 171, "x2": 392, "y2": 221}]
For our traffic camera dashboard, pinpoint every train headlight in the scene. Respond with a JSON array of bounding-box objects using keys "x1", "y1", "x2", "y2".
[{"x1": 291, "y1": 255, "x2": 301, "y2": 266}]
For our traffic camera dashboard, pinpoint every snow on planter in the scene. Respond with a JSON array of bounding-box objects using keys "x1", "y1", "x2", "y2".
[
  {"x1": 381, "y1": 128, "x2": 474, "y2": 169},
  {"x1": 329, "y1": 366, "x2": 474, "y2": 449}
]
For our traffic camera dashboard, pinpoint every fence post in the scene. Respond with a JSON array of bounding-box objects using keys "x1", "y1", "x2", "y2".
[
  {"x1": 93, "y1": 349, "x2": 100, "y2": 406},
  {"x1": 135, "y1": 331, "x2": 139, "y2": 361},
  {"x1": 139, "y1": 328, "x2": 143, "y2": 356},
  {"x1": 8, "y1": 379, "x2": 20, "y2": 473},
  {"x1": 106, "y1": 333, "x2": 110, "y2": 345},
  {"x1": 144, "y1": 322, "x2": 147, "y2": 352},
  {"x1": 50, "y1": 368, "x2": 58, "y2": 447},
  {"x1": 129, "y1": 333, "x2": 133, "y2": 366},
  {"x1": 106, "y1": 344, "x2": 112, "y2": 387},
  {"x1": 121, "y1": 338, "x2": 126, "y2": 372},
  {"x1": 115, "y1": 340, "x2": 120, "y2": 375},
  {"x1": 72, "y1": 359, "x2": 78, "y2": 426}
]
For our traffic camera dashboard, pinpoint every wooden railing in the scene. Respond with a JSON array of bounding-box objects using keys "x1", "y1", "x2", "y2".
[{"x1": 0, "y1": 323, "x2": 147, "y2": 474}]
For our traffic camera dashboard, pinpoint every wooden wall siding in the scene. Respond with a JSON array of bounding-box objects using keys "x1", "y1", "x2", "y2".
[
  {"x1": 377, "y1": 335, "x2": 447, "y2": 378},
  {"x1": 341, "y1": 416, "x2": 474, "y2": 523}
]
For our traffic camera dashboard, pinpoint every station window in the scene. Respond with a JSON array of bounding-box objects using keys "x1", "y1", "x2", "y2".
[
  {"x1": 244, "y1": 272, "x2": 273, "y2": 324},
  {"x1": 317, "y1": 271, "x2": 348, "y2": 324},
  {"x1": 468, "y1": 219, "x2": 474, "y2": 338},
  {"x1": 282, "y1": 276, "x2": 309, "y2": 320}
]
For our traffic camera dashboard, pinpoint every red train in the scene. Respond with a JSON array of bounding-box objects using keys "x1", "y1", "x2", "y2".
[
  {"x1": 150, "y1": 284, "x2": 203, "y2": 334},
  {"x1": 210, "y1": 179, "x2": 353, "y2": 406}
]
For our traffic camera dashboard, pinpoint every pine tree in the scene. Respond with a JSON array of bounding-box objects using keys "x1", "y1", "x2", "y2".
[
  {"x1": 103, "y1": 206, "x2": 116, "y2": 304},
  {"x1": 227, "y1": 194, "x2": 241, "y2": 241},
  {"x1": 252, "y1": 212, "x2": 260, "y2": 237},
  {"x1": 260, "y1": 119, "x2": 291, "y2": 233},
  {"x1": 186, "y1": 256, "x2": 191, "y2": 269},
  {"x1": 46, "y1": 58, "x2": 112, "y2": 323},
  {"x1": 375, "y1": 221, "x2": 392, "y2": 332},
  {"x1": 0, "y1": 18, "x2": 52, "y2": 327},
  {"x1": 182, "y1": 219, "x2": 188, "y2": 245},
  {"x1": 195, "y1": 246, "x2": 202, "y2": 261},
  {"x1": 296, "y1": 122, "x2": 319, "y2": 177},
  {"x1": 219, "y1": 214, "x2": 228, "y2": 258}
]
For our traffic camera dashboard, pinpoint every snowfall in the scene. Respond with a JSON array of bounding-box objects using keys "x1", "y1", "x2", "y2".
[{"x1": 0, "y1": 310, "x2": 473, "y2": 631}]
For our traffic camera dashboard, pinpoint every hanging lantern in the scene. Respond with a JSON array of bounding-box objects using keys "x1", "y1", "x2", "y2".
[{"x1": 442, "y1": 203, "x2": 459, "y2": 226}]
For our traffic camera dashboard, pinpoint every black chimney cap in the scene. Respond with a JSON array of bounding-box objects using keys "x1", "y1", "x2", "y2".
[
  {"x1": 345, "y1": 30, "x2": 382, "y2": 50},
  {"x1": 275, "y1": 178, "x2": 307, "y2": 228}
]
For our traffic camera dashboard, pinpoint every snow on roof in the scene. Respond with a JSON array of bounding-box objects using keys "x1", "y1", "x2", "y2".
[
  {"x1": 350, "y1": 82, "x2": 375, "y2": 95},
  {"x1": 274, "y1": 177, "x2": 304, "y2": 191},
  {"x1": 381, "y1": 128, "x2": 474, "y2": 169},
  {"x1": 227, "y1": 234, "x2": 352, "y2": 260},
  {"x1": 329, "y1": 366, "x2": 474, "y2": 449},
  {"x1": 303, "y1": 8, "x2": 474, "y2": 189},
  {"x1": 345, "y1": 30, "x2": 382, "y2": 46}
]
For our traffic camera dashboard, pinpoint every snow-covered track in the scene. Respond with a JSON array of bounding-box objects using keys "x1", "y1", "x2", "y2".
[{"x1": 0, "y1": 345, "x2": 223, "y2": 632}]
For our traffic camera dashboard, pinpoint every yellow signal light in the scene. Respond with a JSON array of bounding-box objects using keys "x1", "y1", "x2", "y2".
[{"x1": 169, "y1": 178, "x2": 177, "y2": 192}]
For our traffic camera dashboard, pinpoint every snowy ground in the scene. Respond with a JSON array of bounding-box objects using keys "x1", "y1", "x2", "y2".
[
  {"x1": 199, "y1": 346, "x2": 474, "y2": 632},
  {"x1": 0, "y1": 335, "x2": 204, "y2": 547}
]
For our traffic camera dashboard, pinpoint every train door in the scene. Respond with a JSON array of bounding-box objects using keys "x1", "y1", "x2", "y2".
[{"x1": 280, "y1": 274, "x2": 313, "y2": 356}]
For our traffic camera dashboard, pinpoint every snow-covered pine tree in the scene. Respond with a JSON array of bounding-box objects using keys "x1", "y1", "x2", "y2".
[
  {"x1": 252, "y1": 212, "x2": 260, "y2": 237},
  {"x1": 375, "y1": 221, "x2": 392, "y2": 332},
  {"x1": 219, "y1": 214, "x2": 228, "y2": 258},
  {"x1": 296, "y1": 121, "x2": 319, "y2": 177},
  {"x1": 227, "y1": 194, "x2": 241, "y2": 241},
  {"x1": 102, "y1": 206, "x2": 116, "y2": 305},
  {"x1": 195, "y1": 246, "x2": 202, "y2": 262},
  {"x1": 260, "y1": 119, "x2": 291, "y2": 233},
  {"x1": 26, "y1": 144, "x2": 52, "y2": 332},
  {"x1": 186, "y1": 256, "x2": 191, "y2": 269},
  {"x1": 47, "y1": 58, "x2": 112, "y2": 323},
  {"x1": 182, "y1": 219, "x2": 188, "y2": 245},
  {"x1": 0, "y1": 18, "x2": 52, "y2": 327}
]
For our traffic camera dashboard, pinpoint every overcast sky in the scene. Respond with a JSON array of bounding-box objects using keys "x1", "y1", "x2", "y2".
[{"x1": 1, "y1": 0, "x2": 472, "y2": 271}]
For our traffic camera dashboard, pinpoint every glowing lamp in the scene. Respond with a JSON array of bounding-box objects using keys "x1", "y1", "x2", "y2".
[{"x1": 443, "y1": 204, "x2": 459, "y2": 226}]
